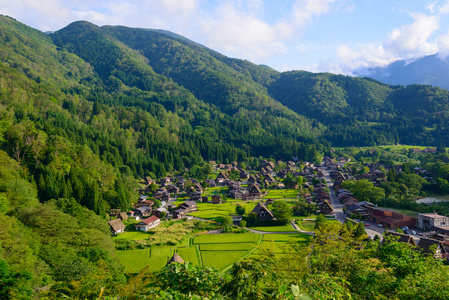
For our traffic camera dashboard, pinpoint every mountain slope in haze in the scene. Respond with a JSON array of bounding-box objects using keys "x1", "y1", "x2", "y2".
[{"x1": 355, "y1": 53, "x2": 449, "y2": 90}]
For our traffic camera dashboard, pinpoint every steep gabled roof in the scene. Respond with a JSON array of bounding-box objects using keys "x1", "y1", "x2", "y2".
[
  {"x1": 166, "y1": 253, "x2": 185, "y2": 265},
  {"x1": 384, "y1": 230, "x2": 417, "y2": 246},
  {"x1": 418, "y1": 237, "x2": 447, "y2": 255},
  {"x1": 108, "y1": 219, "x2": 125, "y2": 233},
  {"x1": 251, "y1": 202, "x2": 274, "y2": 218}
]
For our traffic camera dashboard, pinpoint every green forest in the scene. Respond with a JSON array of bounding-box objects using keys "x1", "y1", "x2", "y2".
[{"x1": 2, "y1": 15, "x2": 449, "y2": 299}]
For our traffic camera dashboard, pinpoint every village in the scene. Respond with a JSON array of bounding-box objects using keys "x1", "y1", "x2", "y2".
[{"x1": 107, "y1": 149, "x2": 449, "y2": 272}]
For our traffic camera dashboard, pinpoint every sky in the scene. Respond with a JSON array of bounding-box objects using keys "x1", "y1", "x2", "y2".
[{"x1": 2, "y1": 0, "x2": 449, "y2": 74}]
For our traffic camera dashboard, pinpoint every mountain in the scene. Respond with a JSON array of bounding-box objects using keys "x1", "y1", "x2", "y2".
[
  {"x1": 355, "y1": 53, "x2": 449, "y2": 90},
  {"x1": 4, "y1": 15, "x2": 449, "y2": 298}
]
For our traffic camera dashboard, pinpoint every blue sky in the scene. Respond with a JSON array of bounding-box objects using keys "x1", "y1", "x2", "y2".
[{"x1": 2, "y1": 0, "x2": 449, "y2": 74}]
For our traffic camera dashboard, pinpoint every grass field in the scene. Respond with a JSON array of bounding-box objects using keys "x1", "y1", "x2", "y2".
[
  {"x1": 199, "y1": 242, "x2": 255, "y2": 251},
  {"x1": 297, "y1": 218, "x2": 340, "y2": 231},
  {"x1": 114, "y1": 231, "x2": 150, "y2": 240},
  {"x1": 201, "y1": 250, "x2": 250, "y2": 269},
  {"x1": 117, "y1": 249, "x2": 151, "y2": 273},
  {"x1": 249, "y1": 225, "x2": 296, "y2": 232},
  {"x1": 263, "y1": 233, "x2": 311, "y2": 243},
  {"x1": 263, "y1": 189, "x2": 299, "y2": 199},
  {"x1": 176, "y1": 247, "x2": 200, "y2": 266},
  {"x1": 189, "y1": 200, "x2": 257, "y2": 221},
  {"x1": 194, "y1": 232, "x2": 260, "y2": 244}
]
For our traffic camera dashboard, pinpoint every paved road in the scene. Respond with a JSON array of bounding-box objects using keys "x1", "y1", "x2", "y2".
[
  {"x1": 321, "y1": 161, "x2": 385, "y2": 239},
  {"x1": 321, "y1": 163, "x2": 346, "y2": 223}
]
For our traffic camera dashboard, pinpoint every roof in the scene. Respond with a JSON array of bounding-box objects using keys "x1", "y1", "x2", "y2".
[
  {"x1": 384, "y1": 230, "x2": 417, "y2": 246},
  {"x1": 183, "y1": 201, "x2": 197, "y2": 206},
  {"x1": 418, "y1": 237, "x2": 447, "y2": 255},
  {"x1": 419, "y1": 213, "x2": 446, "y2": 219},
  {"x1": 108, "y1": 219, "x2": 125, "y2": 233},
  {"x1": 251, "y1": 202, "x2": 274, "y2": 218},
  {"x1": 166, "y1": 253, "x2": 185, "y2": 265},
  {"x1": 140, "y1": 216, "x2": 160, "y2": 225}
]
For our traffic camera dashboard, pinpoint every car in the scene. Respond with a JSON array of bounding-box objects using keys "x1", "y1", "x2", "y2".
[
  {"x1": 376, "y1": 223, "x2": 383, "y2": 228},
  {"x1": 403, "y1": 226, "x2": 409, "y2": 230},
  {"x1": 404, "y1": 230, "x2": 410, "y2": 235},
  {"x1": 410, "y1": 230, "x2": 416, "y2": 235},
  {"x1": 354, "y1": 219, "x2": 360, "y2": 222},
  {"x1": 364, "y1": 223, "x2": 370, "y2": 226}
]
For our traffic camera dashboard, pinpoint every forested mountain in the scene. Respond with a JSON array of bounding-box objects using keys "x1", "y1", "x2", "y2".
[
  {"x1": 3, "y1": 14, "x2": 449, "y2": 299},
  {"x1": 269, "y1": 71, "x2": 449, "y2": 146}
]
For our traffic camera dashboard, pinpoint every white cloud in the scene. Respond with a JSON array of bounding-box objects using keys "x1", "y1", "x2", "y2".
[
  {"x1": 200, "y1": 2, "x2": 289, "y2": 60},
  {"x1": 292, "y1": 0, "x2": 336, "y2": 27},
  {"x1": 384, "y1": 13, "x2": 439, "y2": 58},
  {"x1": 297, "y1": 43, "x2": 325, "y2": 52},
  {"x1": 335, "y1": 9, "x2": 443, "y2": 73}
]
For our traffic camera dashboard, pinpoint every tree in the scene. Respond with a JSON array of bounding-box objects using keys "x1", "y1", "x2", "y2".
[
  {"x1": 220, "y1": 216, "x2": 233, "y2": 229},
  {"x1": 271, "y1": 201, "x2": 292, "y2": 225},
  {"x1": 354, "y1": 221, "x2": 367, "y2": 239},
  {"x1": 239, "y1": 220, "x2": 247, "y2": 228},
  {"x1": 315, "y1": 214, "x2": 326, "y2": 230},
  {"x1": 235, "y1": 205, "x2": 245, "y2": 216}
]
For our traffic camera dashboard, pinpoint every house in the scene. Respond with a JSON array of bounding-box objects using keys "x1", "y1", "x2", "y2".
[
  {"x1": 190, "y1": 191, "x2": 202, "y2": 201},
  {"x1": 194, "y1": 183, "x2": 203, "y2": 193},
  {"x1": 418, "y1": 213, "x2": 449, "y2": 231},
  {"x1": 179, "y1": 201, "x2": 197, "y2": 211},
  {"x1": 108, "y1": 219, "x2": 126, "y2": 234},
  {"x1": 249, "y1": 184, "x2": 262, "y2": 198},
  {"x1": 319, "y1": 200, "x2": 334, "y2": 214},
  {"x1": 265, "y1": 198, "x2": 275, "y2": 205},
  {"x1": 265, "y1": 174, "x2": 276, "y2": 184},
  {"x1": 202, "y1": 196, "x2": 209, "y2": 203},
  {"x1": 418, "y1": 237, "x2": 447, "y2": 259},
  {"x1": 166, "y1": 253, "x2": 185, "y2": 266},
  {"x1": 251, "y1": 202, "x2": 275, "y2": 220},
  {"x1": 173, "y1": 208, "x2": 187, "y2": 219},
  {"x1": 215, "y1": 171, "x2": 229, "y2": 184},
  {"x1": 154, "y1": 207, "x2": 168, "y2": 218},
  {"x1": 118, "y1": 211, "x2": 128, "y2": 221},
  {"x1": 109, "y1": 209, "x2": 121, "y2": 217},
  {"x1": 367, "y1": 207, "x2": 417, "y2": 229},
  {"x1": 144, "y1": 176, "x2": 155, "y2": 185},
  {"x1": 211, "y1": 194, "x2": 222, "y2": 204},
  {"x1": 384, "y1": 230, "x2": 417, "y2": 246},
  {"x1": 135, "y1": 206, "x2": 152, "y2": 217},
  {"x1": 231, "y1": 215, "x2": 243, "y2": 223},
  {"x1": 345, "y1": 204, "x2": 368, "y2": 218},
  {"x1": 134, "y1": 216, "x2": 161, "y2": 232}
]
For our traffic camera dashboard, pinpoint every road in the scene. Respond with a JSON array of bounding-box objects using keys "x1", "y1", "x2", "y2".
[
  {"x1": 321, "y1": 161, "x2": 385, "y2": 239},
  {"x1": 321, "y1": 163, "x2": 346, "y2": 223}
]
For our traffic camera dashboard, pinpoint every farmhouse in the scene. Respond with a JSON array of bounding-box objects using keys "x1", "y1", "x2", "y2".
[
  {"x1": 251, "y1": 202, "x2": 275, "y2": 220},
  {"x1": 134, "y1": 216, "x2": 161, "y2": 232},
  {"x1": 108, "y1": 219, "x2": 125, "y2": 235},
  {"x1": 211, "y1": 194, "x2": 222, "y2": 204}
]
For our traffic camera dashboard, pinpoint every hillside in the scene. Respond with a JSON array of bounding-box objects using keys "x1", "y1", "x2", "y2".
[
  {"x1": 269, "y1": 71, "x2": 449, "y2": 146},
  {"x1": 3, "y1": 15, "x2": 449, "y2": 299}
]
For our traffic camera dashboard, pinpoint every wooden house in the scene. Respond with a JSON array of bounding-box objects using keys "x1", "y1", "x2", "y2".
[
  {"x1": 251, "y1": 202, "x2": 275, "y2": 220},
  {"x1": 108, "y1": 219, "x2": 126, "y2": 234},
  {"x1": 211, "y1": 194, "x2": 222, "y2": 204},
  {"x1": 134, "y1": 216, "x2": 160, "y2": 232},
  {"x1": 418, "y1": 237, "x2": 447, "y2": 259}
]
